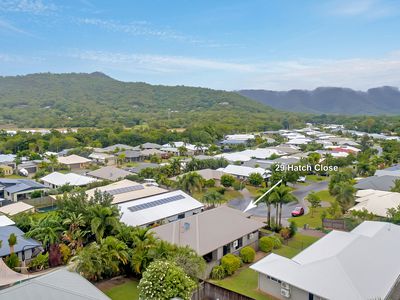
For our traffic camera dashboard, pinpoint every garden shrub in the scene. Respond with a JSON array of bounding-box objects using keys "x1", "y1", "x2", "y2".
[
  {"x1": 29, "y1": 253, "x2": 49, "y2": 271},
  {"x1": 205, "y1": 179, "x2": 216, "y2": 188},
  {"x1": 289, "y1": 221, "x2": 297, "y2": 237},
  {"x1": 269, "y1": 235, "x2": 282, "y2": 249},
  {"x1": 240, "y1": 246, "x2": 256, "y2": 263},
  {"x1": 259, "y1": 236, "x2": 274, "y2": 253},
  {"x1": 232, "y1": 180, "x2": 242, "y2": 191},
  {"x1": 59, "y1": 244, "x2": 72, "y2": 264},
  {"x1": 210, "y1": 265, "x2": 226, "y2": 280},
  {"x1": 280, "y1": 227, "x2": 291, "y2": 240},
  {"x1": 215, "y1": 187, "x2": 226, "y2": 195},
  {"x1": 220, "y1": 254, "x2": 241, "y2": 275},
  {"x1": 5, "y1": 253, "x2": 20, "y2": 270}
]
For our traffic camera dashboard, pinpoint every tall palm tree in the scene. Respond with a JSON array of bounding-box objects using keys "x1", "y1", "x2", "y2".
[
  {"x1": 25, "y1": 215, "x2": 63, "y2": 250},
  {"x1": 202, "y1": 190, "x2": 223, "y2": 208},
  {"x1": 63, "y1": 212, "x2": 86, "y2": 232},
  {"x1": 178, "y1": 172, "x2": 204, "y2": 194},
  {"x1": 270, "y1": 185, "x2": 297, "y2": 227},
  {"x1": 169, "y1": 158, "x2": 182, "y2": 176},
  {"x1": 100, "y1": 236, "x2": 129, "y2": 274},
  {"x1": 8, "y1": 233, "x2": 17, "y2": 254},
  {"x1": 130, "y1": 227, "x2": 157, "y2": 274},
  {"x1": 333, "y1": 182, "x2": 356, "y2": 213},
  {"x1": 257, "y1": 188, "x2": 273, "y2": 228},
  {"x1": 89, "y1": 205, "x2": 120, "y2": 242}
]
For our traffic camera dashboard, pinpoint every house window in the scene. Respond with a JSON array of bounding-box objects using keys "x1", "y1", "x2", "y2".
[
  {"x1": 177, "y1": 213, "x2": 185, "y2": 219},
  {"x1": 233, "y1": 238, "x2": 243, "y2": 250},
  {"x1": 266, "y1": 275, "x2": 281, "y2": 283},
  {"x1": 223, "y1": 243, "x2": 230, "y2": 255}
]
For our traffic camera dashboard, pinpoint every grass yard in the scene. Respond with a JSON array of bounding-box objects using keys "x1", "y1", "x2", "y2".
[
  {"x1": 306, "y1": 175, "x2": 328, "y2": 182},
  {"x1": 211, "y1": 267, "x2": 272, "y2": 300},
  {"x1": 272, "y1": 245, "x2": 300, "y2": 258},
  {"x1": 314, "y1": 190, "x2": 336, "y2": 204},
  {"x1": 289, "y1": 206, "x2": 327, "y2": 228},
  {"x1": 245, "y1": 185, "x2": 260, "y2": 196},
  {"x1": 192, "y1": 187, "x2": 243, "y2": 203},
  {"x1": 103, "y1": 279, "x2": 139, "y2": 300}
]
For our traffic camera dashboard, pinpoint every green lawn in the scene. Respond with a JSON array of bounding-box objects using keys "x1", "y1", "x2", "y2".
[
  {"x1": 211, "y1": 267, "x2": 271, "y2": 300},
  {"x1": 306, "y1": 175, "x2": 328, "y2": 182},
  {"x1": 192, "y1": 187, "x2": 243, "y2": 203},
  {"x1": 245, "y1": 185, "x2": 260, "y2": 196},
  {"x1": 314, "y1": 190, "x2": 336, "y2": 204},
  {"x1": 104, "y1": 280, "x2": 139, "y2": 300},
  {"x1": 272, "y1": 245, "x2": 300, "y2": 258},
  {"x1": 289, "y1": 207, "x2": 327, "y2": 228}
]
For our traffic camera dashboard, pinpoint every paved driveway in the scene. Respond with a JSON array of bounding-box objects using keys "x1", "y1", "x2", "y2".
[{"x1": 227, "y1": 180, "x2": 328, "y2": 219}]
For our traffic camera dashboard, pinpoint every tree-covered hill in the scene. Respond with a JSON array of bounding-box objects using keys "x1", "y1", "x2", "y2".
[{"x1": 0, "y1": 72, "x2": 300, "y2": 130}]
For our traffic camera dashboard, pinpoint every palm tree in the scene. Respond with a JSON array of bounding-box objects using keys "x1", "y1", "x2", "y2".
[
  {"x1": 89, "y1": 205, "x2": 120, "y2": 242},
  {"x1": 8, "y1": 233, "x2": 17, "y2": 254},
  {"x1": 257, "y1": 188, "x2": 273, "y2": 228},
  {"x1": 25, "y1": 215, "x2": 63, "y2": 250},
  {"x1": 202, "y1": 190, "x2": 223, "y2": 208},
  {"x1": 63, "y1": 212, "x2": 86, "y2": 232},
  {"x1": 333, "y1": 182, "x2": 356, "y2": 213},
  {"x1": 270, "y1": 185, "x2": 297, "y2": 227},
  {"x1": 178, "y1": 172, "x2": 204, "y2": 194},
  {"x1": 169, "y1": 158, "x2": 182, "y2": 176},
  {"x1": 70, "y1": 242, "x2": 104, "y2": 281},
  {"x1": 100, "y1": 237, "x2": 129, "y2": 274},
  {"x1": 130, "y1": 227, "x2": 157, "y2": 274}
]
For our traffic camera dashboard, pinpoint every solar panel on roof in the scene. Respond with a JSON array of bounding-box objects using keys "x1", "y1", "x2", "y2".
[
  {"x1": 127, "y1": 194, "x2": 186, "y2": 212},
  {"x1": 107, "y1": 185, "x2": 144, "y2": 195}
]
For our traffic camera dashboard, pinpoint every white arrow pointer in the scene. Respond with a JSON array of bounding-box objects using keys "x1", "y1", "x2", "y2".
[{"x1": 243, "y1": 179, "x2": 283, "y2": 213}]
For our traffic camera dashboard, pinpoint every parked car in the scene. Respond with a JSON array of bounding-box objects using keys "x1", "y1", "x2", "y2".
[
  {"x1": 291, "y1": 206, "x2": 304, "y2": 217},
  {"x1": 297, "y1": 176, "x2": 306, "y2": 183}
]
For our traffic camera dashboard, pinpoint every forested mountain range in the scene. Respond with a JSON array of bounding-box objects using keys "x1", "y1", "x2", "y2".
[
  {"x1": 0, "y1": 72, "x2": 300, "y2": 130},
  {"x1": 238, "y1": 87, "x2": 400, "y2": 115}
]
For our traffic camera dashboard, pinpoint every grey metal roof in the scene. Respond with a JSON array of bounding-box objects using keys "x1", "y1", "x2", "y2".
[
  {"x1": 87, "y1": 166, "x2": 133, "y2": 181},
  {"x1": 0, "y1": 226, "x2": 41, "y2": 257},
  {"x1": 103, "y1": 144, "x2": 138, "y2": 152},
  {"x1": 0, "y1": 179, "x2": 46, "y2": 194},
  {"x1": 0, "y1": 268, "x2": 110, "y2": 300},
  {"x1": 355, "y1": 175, "x2": 398, "y2": 191},
  {"x1": 126, "y1": 162, "x2": 160, "y2": 174},
  {"x1": 119, "y1": 150, "x2": 141, "y2": 158},
  {"x1": 141, "y1": 142, "x2": 161, "y2": 149}
]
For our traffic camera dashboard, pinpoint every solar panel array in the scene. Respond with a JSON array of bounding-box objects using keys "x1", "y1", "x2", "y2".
[
  {"x1": 127, "y1": 194, "x2": 186, "y2": 212},
  {"x1": 107, "y1": 185, "x2": 144, "y2": 195}
]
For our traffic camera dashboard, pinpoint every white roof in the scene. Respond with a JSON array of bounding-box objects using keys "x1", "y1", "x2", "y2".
[
  {"x1": 88, "y1": 152, "x2": 115, "y2": 160},
  {"x1": 0, "y1": 154, "x2": 16, "y2": 163},
  {"x1": 216, "y1": 148, "x2": 285, "y2": 162},
  {"x1": 251, "y1": 221, "x2": 400, "y2": 300},
  {"x1": 41, "y1": 172, "x2": 98, "y2": 187},
  {"x1": 0, "y1": 215, "x2": 15, "y2": 227},
  {"x1": 220, "y1": 164, "x2": 268, "y2": 178},
  {"x1": 0, "y1": 202, "x2": 34, "y2": 216},
  {"x1": 350, "y1": 190, "x2": 400, "y2": 217},
  {"x1": 161, "y1": 142, "x2": 207, "y2": 152},
  {"x1": 286, "y1": 138, "x2": 312, "y2": 145},
  {"x1": 214, "y1": 153, "x2": 252, "y2": 162},
  {"x1": 224, "y1": 134, "x2": 255, "y2": 141},
  {"x1": 58, "y1": 155, "x2": 91, "y2": 165},
  {"x1": 86, "y1": 179, "x2": 167, "y2": 204},
  {"x1": 119, "y1": 190, "x2": 204, "y2": 227}
]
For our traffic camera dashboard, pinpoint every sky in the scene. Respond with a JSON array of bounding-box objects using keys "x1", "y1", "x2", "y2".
[{"x1": 1, "y1": 0, "x2": 400, "y2": 90}]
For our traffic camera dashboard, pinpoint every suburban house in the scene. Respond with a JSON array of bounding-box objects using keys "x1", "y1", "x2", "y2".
[
  {"x1": 0, "y1": 165, "x2": 13, "y2": 176},
  {"x1": 58, "y1": 155, "x2": 91, "y2": 169},
  {"x1": 140, "y1": 148, "x2": 167, "y2": 159},
  {"x1": 220, "y1": 134, "x2": 255, "y2": 145},
  {"x1": 40, "y1": 172, "x2": 98, "y2": 189},
  {"x1": 141, "y1": 142, "x2": 162, "y2": 149},
  {"x1": 0, "y1": 179, "x2": 47, "y2": 202},
  {"x1": 251, "y1": 221, "x2": 400, "y2": 300},
  {"x1": 354, "y1": 175, "x2": 398, "y2": 191},
  {"x1": 0, "y1": 215, "x2": 15, "y2": 227},
  {"x1": 87, "y1": 166, "x2": 133, "y2": 182},
  {"x1": 119, "y1": 150, "x2": 142, "y2": 162},
  {"x1": 219, "y1": 164, "x2": 269, "y2": 180},
  {"x1": 152, "y1": 206, "x2": 264, "y2": 276},
  {"x1": 17, "y1": 160, "x2": 40, "y2": 175},
  {"x1": 0, "y1": 225, "x2": 42, "y2": 261},
  {"x1": 125, "y1": 162, "x2": 160, "y2": 175},
  {"x1": 171, "y1": 168, "x2": 225, "y2": 185},
  {"x1": 375, "y1": 164, "x2": 400, "y2": 177},
  {"x1": 0, "y1": 269, "x2": 111, "y2": 300},
  {"x1": 349, "y1": 189, "x2": 400, "y2": 217},
  {"x1": 161, "y1": 142, "x2": 207, "y2": 156},
  {"x1": 0, "y1": 201, "x2": 35, "y2": 216},
  {"x1": 119, "y1": 190, "x2": 204, "y2": 227},
  {"x1": 88, "y1": 152, "x2": 116, "y2": 165},
  {"x1": 85, "y1": 179, "x2": 167, "y2": 205},
  {"x1": 99, "y1": 144, "x2": 139, "y2": 153}
]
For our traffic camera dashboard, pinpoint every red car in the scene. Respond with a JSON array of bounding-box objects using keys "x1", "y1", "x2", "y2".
[{"x1": 291, "y1": 207, "x2": 304, "y2": 217}]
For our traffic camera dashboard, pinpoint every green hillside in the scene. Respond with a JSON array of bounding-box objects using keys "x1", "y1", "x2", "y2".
[{"x1": 0, "y1": 72, "x2": 300, "y2": 130}]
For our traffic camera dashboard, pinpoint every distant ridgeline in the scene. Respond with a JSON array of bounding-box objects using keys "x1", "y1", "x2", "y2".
[
  {"x1": 238, "y1": 86, "x2": 400, "y2": 115},
  {"x1": 0, "y1": 72, "x2": 300, "y2": 130}
]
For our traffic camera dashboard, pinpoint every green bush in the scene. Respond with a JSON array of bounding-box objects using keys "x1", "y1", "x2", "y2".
[
  {"x1": 210, "y1": 265, "x2": 226, "y2": 280},
  {"x1": 232, "y1": 180, "x2": 242, "y2": 191},
  {"x1": 259, "y1": 236, "x2": 274, "y2": 253},
  {"x1": 204, "y1": 179, "x2": 216, "y2": 188},
  {"x1": 59, "y1": 244, "x2": 72, "y2": 264},
  {"x1": 239, "y1": 246, "x2": 256, "y2": 263},
  {"x1": 29, "y1": 253, "x2": 49, "y2": 271},
  {"x1": 220, "y1": 254, "x2": 241, "y2": 275},
  {"x1": 5, "y1": 253, "x2": 20, "y2": 270},
  {"x1": 289, "y1": 221, "x2": 297, "y2": 237},
  {"x1": 221, "y1": 174, "x2": 235, "y2": 187},
  {"x1": 280, "y1": 227, "x2": 291, "y2": 240},
  {"x1": 215, "y1": 186, "x2": 226, "y2": 195},
  {"x1": 269, "y1": 235, "x2": 282, "y2": 249}
]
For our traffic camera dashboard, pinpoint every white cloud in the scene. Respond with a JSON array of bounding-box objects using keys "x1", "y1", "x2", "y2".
[
  {"x1": 0, "y1": 19, "x2": 30, "y2": 35},
  {"x1": 0, "y1": 0, "x2": 57, "y2": 15},
  {"x1": 67, "y1": 50, "x2": 400, "y2": 90},
  {"x1": 327, "y1": 0, "x2": 398, "y2": 18}
]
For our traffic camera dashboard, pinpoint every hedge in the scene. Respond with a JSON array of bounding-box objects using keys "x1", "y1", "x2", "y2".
[
  {"x1": 210, "y1": 265, "x2": 226, "y2": 280},
  {"x1": 240, "y1": 246, "x2": 256, "y2": 263},
  {"x1": 221, "y1": 254, "x2": 241, "y2": 275},
  {"x1": 259, "y1": 236, "x2": 274, "y2": 252}
]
